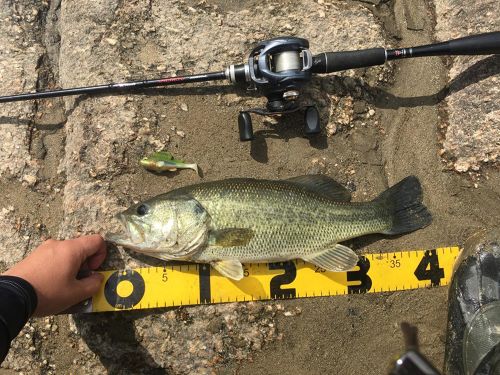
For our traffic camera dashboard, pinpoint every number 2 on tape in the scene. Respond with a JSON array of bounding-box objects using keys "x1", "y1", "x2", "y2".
[{"x1": 269, "y1": 261, "x2": 296, "y2": 298}]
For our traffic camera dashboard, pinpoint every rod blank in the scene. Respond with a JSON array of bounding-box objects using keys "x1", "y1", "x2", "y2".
[{"x1": 0, "y1": 71, "x2": 226, "y2": 103}]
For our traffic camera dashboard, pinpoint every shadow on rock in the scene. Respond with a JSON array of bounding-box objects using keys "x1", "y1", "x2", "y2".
[
  {"x1": 361, "y1": 55, "x2": 499, "y2": 109},
  {"x1": 74, "y1": 310, "x2": 171, "y2": 375},
  {"x1": 250, "y1": 125, "x2": 327, "y2": 164}
]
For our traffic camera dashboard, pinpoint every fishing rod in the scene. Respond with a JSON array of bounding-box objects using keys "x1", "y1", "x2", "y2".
[{"x1": 1, "y1": 31, "x2": 499, "y2": 141}]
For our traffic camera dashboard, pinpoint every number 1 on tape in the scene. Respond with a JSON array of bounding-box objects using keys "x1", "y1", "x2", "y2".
[{"x1": 89, "y1": 247, "x2": 460, "y2": 313}]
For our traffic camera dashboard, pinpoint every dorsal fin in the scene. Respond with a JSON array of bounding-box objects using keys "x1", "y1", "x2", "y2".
[{"x1": 287, "y1": 175, "x2": 351, "y2": 202}]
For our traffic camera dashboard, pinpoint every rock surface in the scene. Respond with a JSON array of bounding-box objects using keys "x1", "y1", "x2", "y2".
[{"x1": 0, "y1": 0, "x2": 499, "y2": 374}]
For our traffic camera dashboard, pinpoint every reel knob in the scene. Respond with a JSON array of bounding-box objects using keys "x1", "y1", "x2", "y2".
[
  {"x1": 238, "y1": 112, "x2": 254, "y2": 141},
  {"x1": 304, "y1": 106, "x2": 320, "y2": 135}
]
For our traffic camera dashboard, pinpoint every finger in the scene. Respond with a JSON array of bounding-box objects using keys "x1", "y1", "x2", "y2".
[
  {"x1": 66, "y1": 235, "x2": 107, "y2": 261},
  {"x1": 72, "y1": 272, "x2": 105, "y2": 302},
  {"x1": 86, "y1": 246, "x2": 107, "y2": 270}
]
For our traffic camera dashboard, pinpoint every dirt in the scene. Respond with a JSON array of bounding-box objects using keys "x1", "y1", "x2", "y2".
[{"x1": 0, "y1": 0, "x2": 499, "y2": 374}]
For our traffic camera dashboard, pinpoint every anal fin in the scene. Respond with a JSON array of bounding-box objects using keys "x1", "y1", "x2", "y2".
[
  {"x1": 211, "y1": 260, "x2": 244, "y2": 280},
  {"x1": 303, "y1": 244, "x2": 358, "y2": 272}
]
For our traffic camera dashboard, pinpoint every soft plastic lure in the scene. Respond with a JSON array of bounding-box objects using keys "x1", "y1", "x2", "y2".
[{"x1": 140, "y1": 151, "x2": 198, "y2": 174}]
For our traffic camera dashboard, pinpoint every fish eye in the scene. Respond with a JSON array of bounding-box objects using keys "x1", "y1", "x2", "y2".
[{"x1": 136, "y1": 204, "x2": 149, "y2": 216}]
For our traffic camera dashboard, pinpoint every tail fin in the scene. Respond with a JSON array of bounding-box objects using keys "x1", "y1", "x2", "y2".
[{"x1": 376, "y1": 176, "x2": 432, "y2": 235}]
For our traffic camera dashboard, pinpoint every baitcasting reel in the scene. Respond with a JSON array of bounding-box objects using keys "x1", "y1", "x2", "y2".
[
  {"x1": 224, "y1": 37, "x2": 320, "y2": 140},
  {"x1": 1, "y1": 32, "x2": 499, "y2": 142}
]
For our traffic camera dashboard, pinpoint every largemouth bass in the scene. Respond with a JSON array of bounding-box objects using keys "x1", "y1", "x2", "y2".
[{"x1": 106, "y1": 175, "x2": 432, "y2": 280}]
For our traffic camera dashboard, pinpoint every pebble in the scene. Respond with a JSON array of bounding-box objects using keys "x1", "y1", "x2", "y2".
[
  {"x1": 454, "y1": 159, "x2": 470, "y2": 172},
  {"x1": 180, "y1": 103, "x2": 188, "y2": 111},
  {"x1": 22, "y1": 174, "x2": 37, "y2": 186},
  {"x1": 326, "y1": 122, "x2": 337, "y2": 137},
  {"x1": 105, "y1": 38, "x2": 117, "y2": 46}
]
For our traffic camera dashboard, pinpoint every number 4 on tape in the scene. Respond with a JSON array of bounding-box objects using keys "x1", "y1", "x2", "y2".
[{"x1": 83, "y1": 247, "x2": 459, "y2": 313}]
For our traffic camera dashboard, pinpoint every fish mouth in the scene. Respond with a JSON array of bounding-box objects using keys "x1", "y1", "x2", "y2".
[{"x1": 105, "y1": 213, "x2": 146, "y2": 247}]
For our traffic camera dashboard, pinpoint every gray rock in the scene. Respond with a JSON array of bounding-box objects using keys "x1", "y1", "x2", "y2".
[
  {"x1": 434, "y1": 0, "x2": 500, "y2": 172},
  {"x1": 0, "y1": 0, "x2": 43, "y2": 179}
]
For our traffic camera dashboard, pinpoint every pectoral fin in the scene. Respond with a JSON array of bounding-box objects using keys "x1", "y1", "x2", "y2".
[
  {"x1": 303, "y1": 244, "x2": 358, "y2": 272},
  {"x1": 211, "y1": 260, "x2": 244, "y2": 280},
  {"x1": 209, "y1": 228, "x2": 254, "y2": 247}
]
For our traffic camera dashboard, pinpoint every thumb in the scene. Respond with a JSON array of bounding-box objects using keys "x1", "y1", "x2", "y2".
[{"x1": 74, "y1": 272, "x2": 105, "y2": 301}]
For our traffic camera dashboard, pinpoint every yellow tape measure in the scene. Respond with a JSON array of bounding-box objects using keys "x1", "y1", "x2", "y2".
[{"x1": 85, "y1": 247, "x2": 460, "y2": 313}]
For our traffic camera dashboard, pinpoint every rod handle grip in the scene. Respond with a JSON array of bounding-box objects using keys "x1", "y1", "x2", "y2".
[
  {"x1": 311, "y1": 48, "x2": 386, "y2": 73},
  {"x1": 447, "y1": 31, "x2": 500, "y2": 55}
]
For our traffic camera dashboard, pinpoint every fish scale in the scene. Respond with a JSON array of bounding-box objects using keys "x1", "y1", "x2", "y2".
[{"x1": 173, "y1": 179, "x2": 392, "y2": 262}]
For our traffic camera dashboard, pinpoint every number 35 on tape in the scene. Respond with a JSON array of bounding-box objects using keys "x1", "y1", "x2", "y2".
[{"x1": 84, "y1": 247, "x2": 460, "y2": 313}]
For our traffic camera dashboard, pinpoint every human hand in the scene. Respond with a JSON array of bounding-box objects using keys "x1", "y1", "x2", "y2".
[{"x1": 3, "y1": 235, "x2": 107, "y2": 316}]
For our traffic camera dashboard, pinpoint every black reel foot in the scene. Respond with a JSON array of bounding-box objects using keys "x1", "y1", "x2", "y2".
[
  {"x1": 238, "y1": 112, "x2": 254, "y2": 141},
  {"x1": 304, "y1": 106, "x2": 320, "y2": 135}
]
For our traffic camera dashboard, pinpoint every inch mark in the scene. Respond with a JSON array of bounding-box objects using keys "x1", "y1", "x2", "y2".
[{"x1": 198, "y1": 264, "x2": 211, "y2": 303}]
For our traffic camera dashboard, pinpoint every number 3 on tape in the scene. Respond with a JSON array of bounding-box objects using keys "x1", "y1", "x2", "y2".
[{"x1": 348, "y1": 256, "x2": 372, "y2": 294}]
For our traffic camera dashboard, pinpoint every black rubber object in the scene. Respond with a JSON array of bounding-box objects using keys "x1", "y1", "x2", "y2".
[
  {"x1": 304, "y1": 106, "x2": 320, "y2": 135},
  {"x1": 311, "y1": 48, "x2": 386, "y2": 73},
  {"x1": 238, "y1": 112, "x2": 254, "y2": 141}
]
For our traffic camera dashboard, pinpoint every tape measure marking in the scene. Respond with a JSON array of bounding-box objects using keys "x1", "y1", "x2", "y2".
[{"x1": 90, "y1": 247, "x2": 460, "y2": 313}]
